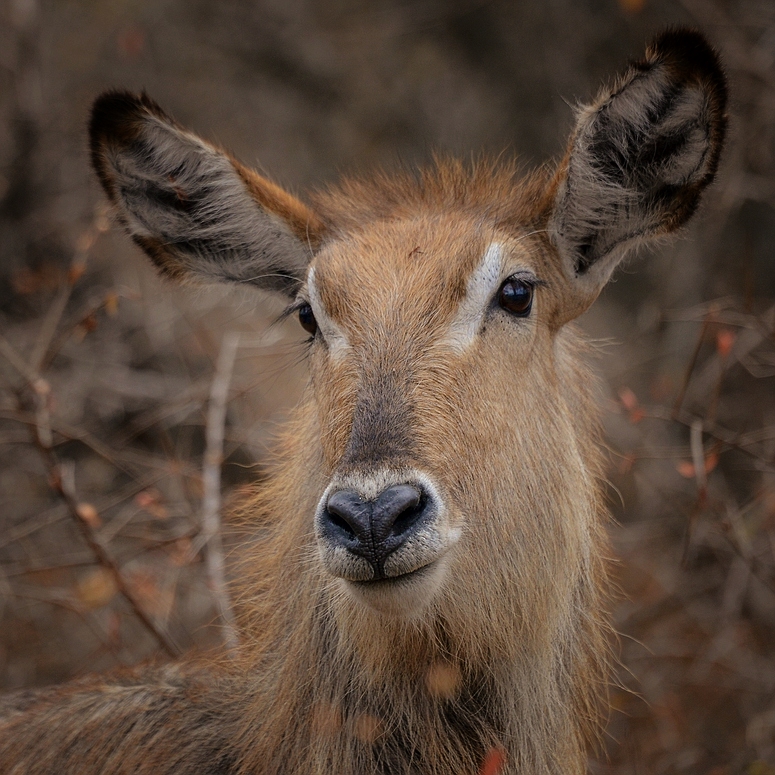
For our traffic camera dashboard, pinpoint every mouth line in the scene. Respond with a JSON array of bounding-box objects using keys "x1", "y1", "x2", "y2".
[{"x1": 348, "y1": 561, "x2": 436, "y2": 588}]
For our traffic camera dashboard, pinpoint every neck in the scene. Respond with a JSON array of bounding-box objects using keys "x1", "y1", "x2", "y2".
[{"x1": 229, "y1": 401, "x2": 607, "y2": 775}]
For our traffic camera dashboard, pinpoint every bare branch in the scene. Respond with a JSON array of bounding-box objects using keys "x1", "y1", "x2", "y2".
[
  {"x1": 30, "y1": 283, "x2": 72, "y2": 374},
  {"x1": 0, "y1": 326, "x2": 183, "y2": 658},
  {"x1": 197, "y1": 331, "x2": 240, "y2": 652},
  {"x1": 55, "y1": 460, "x2": 182, "y2": 658}
]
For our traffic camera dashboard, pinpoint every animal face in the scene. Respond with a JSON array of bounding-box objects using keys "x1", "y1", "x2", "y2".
[
  {"x1": 301, "y1": 215, "x2": 578, "y2": 616},
  {"x1": 89, "y1": 30, "x2": 727, "y2": 620}
]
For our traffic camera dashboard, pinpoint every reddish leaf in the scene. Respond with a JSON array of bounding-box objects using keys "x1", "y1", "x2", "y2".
[
  {"x1": 134, "y1": 489, "x2": 169, "y2": 520},
  {"x1": 480, "y1": 747, "x2": 507, "y2": 775},
  {"x1": 716, "y1": 328, "x2": 736, "y2": 358},
  {"x1": 81, "y1": 312, "x2": 98, "y2": 333},
  {"x1": 104, "y1": 291, "x2": 119, "y2": 317},
  {"x1": 67, "y1": 261, "x2": 87, "y2": 285},
  {"x1": 704, "y1": 451, "x2": 719, "y2": 474},
  {"x1": 677, "y1": 452, "x2": 719, "y2": 479},
  {"x1": 76, "y1": 502, "x2": 101, "y2": 528},
  {"x1": 617, "y1": 0, "x2": 645, "y2": 12},
  {"x1": 677, "y1": 461, "x2": 696, "y2": 479},
  {"x1": 618, "y1": 387, "x2": 639, "y2": 412}
]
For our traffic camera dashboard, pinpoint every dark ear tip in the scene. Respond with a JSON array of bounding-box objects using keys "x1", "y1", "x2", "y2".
[
  {"x1": 89, "y1": 90, "x2": 173, "y2": 198},
  {"x1": 89, "y1": 91, "x2": 169, "y2": 147},
  {"x1": 647, "y1": 28, "x2": 728, "y2": 105}
]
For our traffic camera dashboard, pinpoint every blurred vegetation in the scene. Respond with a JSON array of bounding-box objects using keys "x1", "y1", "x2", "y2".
[{"x1": 1, "y1": 0, "x2": 774, "y2": 772}]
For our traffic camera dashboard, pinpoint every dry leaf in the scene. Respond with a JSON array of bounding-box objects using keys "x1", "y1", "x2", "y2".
[
  {"x1": 126, "y1": 569, "x2": 173, "y2": 618},
  {"x1": 677, "y1": 453, "x2": 719, "y2": 479},
  {"x1": 104, "y1": 291, "x2": 119, "y2": 317},
  {"x1": 310, "y1": 702, "x2": 343, "y2": 736},
  {"x1": 616, "y1": 0, "x2": 645, "y2": 12},
  {"x1": 75, "y1": 502, "x2": 101, "y2": 528},
  {"x1": 80, "y1": 312, "x2": 98, "y2": 333},
  {"x1": 480, "y1": 747, "x2": 507, "y2": 775},
  {"x1": 134, "y1": 489, "x2": 169, "y2": 520},
  {"x1": 618, "y1": 387, "x2": 639, "y2": 412},
  {"x1": 425, "y1": 661, "x2": 461, "y2": 699},
  {"x1": 75, "y1": 567, "x2": 117, "y2": 609},
  {"x1": 716, "y1": 328, "x2": 736, "y2": 358},
  {"x1": 67, "y1": 261, "x2": 87, "y2": 285},
  {"x1": 167, "y1": 537, "x2": 194, "y2": 567},
  {"x1": 352, "y1": 713, "x2": 382, "y2": 744}
]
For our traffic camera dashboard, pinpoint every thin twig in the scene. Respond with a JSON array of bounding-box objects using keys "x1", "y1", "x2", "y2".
[
  {"x1": 55, "y1": 460, "x2": 182, "y2": 658},
  {"x1": 690, "y1": 419, "x2": 707, "y2": 498},
  {"x1": 197, "y1": 331, "x2": 240, "y2": 652},
  {"x1": 0, "y1": 334, "x2": 182, "y2": 657},
  {"x1": 30, "y1": 282, "x2": 72, "y2": 373},
  {"x1": 0, "y1": 332, "x2": 54, "y2": 449},
  {"x1": 0, "y1": 409, "x2": 197, "y2": 477},
  {"x1": 672, "y1": 309, "x2": 714, "y2": 420}
]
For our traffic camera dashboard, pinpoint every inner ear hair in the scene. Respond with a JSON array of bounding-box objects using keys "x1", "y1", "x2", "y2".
[
  {"x1": 89, "y1": 91, "x2": 324, "y2": 296},
  {"x1": 550, "y1": 28, "x2": 728, "y2": 279}
]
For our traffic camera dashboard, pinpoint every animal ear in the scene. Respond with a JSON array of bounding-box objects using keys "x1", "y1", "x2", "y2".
[
  {"x1": 548, "y1": 29, "x2": 727, "y2": 314},
  {"x1": 89, "y1": 91, "x2": 325, "y2": 296}
]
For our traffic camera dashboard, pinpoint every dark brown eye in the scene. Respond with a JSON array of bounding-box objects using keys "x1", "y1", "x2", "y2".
[
  {"x1": 298, "y1": 304, "x2": 318, "y2": 335},
  {"x1": 498, "y1": 278, "x2": 534, "y2": 317}
]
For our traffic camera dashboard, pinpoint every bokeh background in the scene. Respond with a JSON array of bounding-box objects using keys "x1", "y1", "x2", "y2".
[{"x1": 1, "y1": 0, "x2": 774, "y2": 772}]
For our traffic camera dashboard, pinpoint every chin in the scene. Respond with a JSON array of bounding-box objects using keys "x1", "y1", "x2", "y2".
[{"x1": 338, "y1": 559, "x2": 447, "y2": 619}]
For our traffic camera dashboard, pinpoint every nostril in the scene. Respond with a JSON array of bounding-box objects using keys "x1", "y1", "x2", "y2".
[
  {"x1": 372, "y1": 484, "x2": 426, "y2": 541},
  {"x1": 324, "y1": 490, "x2": 370, "y2": 543},
  {"x1": 326, "y1": 510, "x2": 356, "y2": 539},
  {"x1": 390, "y1": 494, "x2": 426, "y2": 538}
]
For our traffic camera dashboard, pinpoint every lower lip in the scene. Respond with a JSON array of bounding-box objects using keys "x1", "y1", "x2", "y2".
[{"x1": 349, "y1": 562, "x2": 436, "y2": 588}]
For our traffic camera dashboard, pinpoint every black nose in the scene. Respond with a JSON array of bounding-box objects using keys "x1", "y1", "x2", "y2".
[{"x1": 322, "y1": 484, "x2": 428, "y2": 578}]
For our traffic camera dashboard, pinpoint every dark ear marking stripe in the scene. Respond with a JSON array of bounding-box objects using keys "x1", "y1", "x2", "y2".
[
  {"x1": 89, "y1": 90, "x2": 324, "y2": 296},
  {"x1": 550, "y1": 28, "x2": 727, "y2": 280}
]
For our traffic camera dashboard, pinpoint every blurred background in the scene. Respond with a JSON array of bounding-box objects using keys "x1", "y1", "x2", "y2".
[{"x1": 1, "y1": 0, "x2": 774, "y2": 772}]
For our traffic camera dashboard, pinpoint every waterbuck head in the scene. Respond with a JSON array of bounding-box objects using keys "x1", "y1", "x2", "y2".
[{"x1": 89, "y1": 29, "x2": 726, "y2": 646}]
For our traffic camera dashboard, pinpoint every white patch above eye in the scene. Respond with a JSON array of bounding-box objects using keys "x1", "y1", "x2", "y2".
[
  {"x1": 307, "y1": 267, "x2": 350, "y2": 358},
  {"x1": 444, "y1": 243, "x2": 505, "y2": 351}
]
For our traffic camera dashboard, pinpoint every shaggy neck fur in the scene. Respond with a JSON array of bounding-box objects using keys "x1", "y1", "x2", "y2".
[{"x1": 228, "y1": 328, "x2": 611, "y2": 775}]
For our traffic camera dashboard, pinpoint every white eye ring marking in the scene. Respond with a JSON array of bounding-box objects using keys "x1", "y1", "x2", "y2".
[
  {"x1": 444, "y1": 243, "x2": 505, "y2": 352},
  {"x1": 306, "y1": 266, "x2": 350, "y2": 358}
]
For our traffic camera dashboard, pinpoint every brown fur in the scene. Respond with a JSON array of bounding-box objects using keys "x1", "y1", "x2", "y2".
[{"x1": 0, "y1": 29, "x2": 727, "y2": 775}]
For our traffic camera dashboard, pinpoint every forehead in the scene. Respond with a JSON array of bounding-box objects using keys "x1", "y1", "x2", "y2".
[{"x1": 309, "y1": 215, "x2": 540, "y2": 322}]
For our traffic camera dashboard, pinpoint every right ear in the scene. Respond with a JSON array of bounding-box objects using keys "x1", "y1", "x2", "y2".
[
  {"x1": 546, "y1": 30, "x2": 727, "y2": 322},
  {"x1": 89, "y1": 91, "x2": 325, "y2": 297}
]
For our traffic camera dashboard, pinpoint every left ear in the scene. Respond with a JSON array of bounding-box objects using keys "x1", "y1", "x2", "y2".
[{"x1": 548, "y1": 29, "x2": 727, "y2": 316}]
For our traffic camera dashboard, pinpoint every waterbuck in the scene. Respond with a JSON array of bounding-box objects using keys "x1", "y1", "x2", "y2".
[{"x1": 0, "y1": 29, "x2": 726, "y2": 775}]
